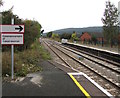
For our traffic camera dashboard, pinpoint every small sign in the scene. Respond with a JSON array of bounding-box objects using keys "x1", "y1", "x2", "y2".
[
  {"x1": 1, "y1": 34, "x2": 24, "y2": 45},
  {"x1": 0, "y1": 25, "x2": 24, "y2": 33}
]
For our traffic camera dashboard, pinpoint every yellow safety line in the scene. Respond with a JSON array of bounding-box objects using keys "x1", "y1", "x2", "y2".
[{"x1": 69, "y1": 74, "x2": 91, "y2": 98}]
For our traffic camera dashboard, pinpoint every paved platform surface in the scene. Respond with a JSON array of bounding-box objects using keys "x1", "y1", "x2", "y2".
[
  {"x1": 70, "y1": 73, "x2": 109, "y2": 98},
  {"x1": 50, "y1": 61, "x2": 111, "y2": 98},
  {"x1": 2, "y1": 61, "x2": 85, "y2": 97}
]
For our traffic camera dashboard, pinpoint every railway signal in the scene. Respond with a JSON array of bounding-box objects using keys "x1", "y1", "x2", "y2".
[{"x1": 40, "y1": 29, "x2": 44, "y2": 36}]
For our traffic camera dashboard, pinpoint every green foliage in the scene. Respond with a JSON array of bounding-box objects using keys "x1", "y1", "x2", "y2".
[
  {"x1": 2, "y1": 11, "x2": 23, "y2": 25},
  {"x1": 71, "y1": 32, "x2": 78, "y2": 41},
  {"x1": 47, "y1": 32, "x2": 53, "y2": 38},
  {"x1": 101, "y1": 1, "x2": 119, "y2": 46},
  {"x1": 23, "y1": 20, "x2": 41, "y2": 50},
  {"x1": 2, "y1": 11, "x2": 25, "y2": 51},
  {"x1": 2, "y1": 52, "x2": 11, "y2": 76},
  {"x1": 2, "y1": 39, "x2": 51, "y2": 77},
  {"x1": 51, "y1": 33, "x2": 59, "y2": 39},
  {"x1": 16, "y1": 64, "x2": 42, "y2": 76},
  {"x1": 2, "y1": 10, "x2": 42, "y2": 51},
  {"x1": 0, "y1": 0, "x2": 3, "y2": 6},
  {"x1": 60, "y1": 33, "x2": 71, "y2": 39},
  {"x1": 91, "y1": 35, "x2": 97, "y2": 45}
]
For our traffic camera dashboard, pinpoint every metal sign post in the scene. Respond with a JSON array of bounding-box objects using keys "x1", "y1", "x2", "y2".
[
  {"x1": 11, "y1": 45, "x2": 14, "y2": 79},
  {"x1": 1, "y1": 19, "x2": 24, "y2": 80},
  {"x1": 11, "y1": 18, "x2": 14, "y2": 79}
]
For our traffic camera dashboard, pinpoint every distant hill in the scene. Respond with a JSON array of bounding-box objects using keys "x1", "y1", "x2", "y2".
[
  {"x1": 43, "y1": 26, "x2": 103, "y2": 36},
  {"x1": 52, "y1": 26, "x2": 103, "y2": 34}
]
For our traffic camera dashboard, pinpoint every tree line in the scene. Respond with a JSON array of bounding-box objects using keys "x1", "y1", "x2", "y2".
[
  {"x1": 46, "y1": 31, "x2": 78, "y2": 41},
  {"x1": 46, "y1": 31, "x2": 101, "y2": 45},
  {"x1": 46, "y1": 1, "x2": 119, "y2": 48},
  {"x1": 1, "y1": 8, "x2": 42, "y2": 51}
]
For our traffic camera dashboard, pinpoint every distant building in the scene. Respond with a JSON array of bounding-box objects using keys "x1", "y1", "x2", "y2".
[{"x1": 80, "y1": 32, "x2": 91, "y2": 42}]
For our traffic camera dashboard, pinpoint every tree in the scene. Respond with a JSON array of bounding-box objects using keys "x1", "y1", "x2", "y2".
[
  {"x1": 51, "y1": 33, "x2": 59, "y2": 39},
  {"x1": 60, "y1": 33, "x2": 71, "y2": 39},
  {"x1": 2, "y1": 10, "x2": 23, "y2": 25},
  {"x1": 0, "y1": 0, "x2": 3, "y2": 6},
  {"x1": 2, "y1": 10, "x2": 24, "y2": 51},
  {"x1": 1, "y1": 9, "x2": 42, "y2": 51},
  {"x1": 91, "y1": 35, "x2": 97, "y2": 45},
  {"x1": 101, "y1": 1, "x2": 119, "y2": 47},
  {"x1": 71, "y1": 32, "x2": 78, "y2": 41},
  {"x1": 47, "y1": 32, "x2": 53, "y2": 38},
  {"x1": 24, "y1": 20, "x2": 41, "y2": 50}
]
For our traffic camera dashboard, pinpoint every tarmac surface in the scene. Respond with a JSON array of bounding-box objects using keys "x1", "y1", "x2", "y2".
[{"x1": 2, "y1": 61, "x2": 85, "y2": 97}]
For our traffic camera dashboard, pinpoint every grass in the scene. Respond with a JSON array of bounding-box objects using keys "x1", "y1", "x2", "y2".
[{"x1": 2, "y1": 39, "x2": 51, "y2": 77}]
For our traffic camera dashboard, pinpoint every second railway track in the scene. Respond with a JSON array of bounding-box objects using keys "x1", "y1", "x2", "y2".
[{"x1": 43, "y1": 39, "x2": 120, "y2": 96}]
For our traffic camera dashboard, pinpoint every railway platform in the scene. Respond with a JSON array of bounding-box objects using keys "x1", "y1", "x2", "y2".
[
  {"x1": 66, "y1": 42, "x2": 120, "y2": 55},
  {"x1": 2, "y1": 61, "x2": 85, "y2": 97},
  {"x1": 2, "y1": 61, "x2": 113, "y2": 97},
  {"x1": 63, "y1": 42, "x2": 120, "y2": 64},
  {"x1": 51, "y1": 61, "x2": 113, "y2": 98}
]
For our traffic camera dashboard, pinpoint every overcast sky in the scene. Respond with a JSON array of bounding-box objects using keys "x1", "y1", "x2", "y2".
[{"x1": 1, "y1": 0, "x2": 120, "y2": 32}]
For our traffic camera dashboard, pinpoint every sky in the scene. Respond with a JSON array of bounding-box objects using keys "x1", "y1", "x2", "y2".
[{"x1": 1, "y1": 0, "x2": 120, "y2": 33}]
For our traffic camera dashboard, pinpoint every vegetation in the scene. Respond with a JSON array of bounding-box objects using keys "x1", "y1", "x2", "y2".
[
  {"x1": 101, "y1": 1, "x2": 119, "y2": 47},
  {"x1": 41, "y1": 1, "x2": 119, "y2": 50},
  {"x1": 47, "y1": 32, "x2": 53, "y2": 38},
  {"x1": 91, "y1": 35, "x2": 97, "y2": 45},
  {"x1": 23, "y1": 20, "x2": 41, "y2": 50},
  {"x1": 0, "y1": 0, "x2": 3, "y2": 6},
  {"x1": 51, "y1": 27, "x2": 103, "y2": 34},
  {"x1": 2, "y1": 10, "x2": 42, "y2": 51},
  {"x1": 2, "y1": 8, "x2": 51, "y2": 77},
  {"x1": 60, "y1": 33, "x2": 71, "y2": 39},
  {"x1": 71, "y1": 31, "x2": 79, "y2": 41},
  {"x1": 51, "y1": 33, "x2": 59, "y2": 39},
  {"x1": 2, "y1": 39, "x2": 51, "y2": 77}
]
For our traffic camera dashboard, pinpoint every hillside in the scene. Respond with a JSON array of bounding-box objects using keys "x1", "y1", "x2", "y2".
[
  {"x1": 52, "y1": 26, "x2": 103, "y2": 34},
  {"x1": 43, "y1": 26, "x2": 103, "y2": 37}
]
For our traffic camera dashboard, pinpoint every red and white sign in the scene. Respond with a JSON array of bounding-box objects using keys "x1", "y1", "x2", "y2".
[
  {"x1": 0, "y1": 24, "x2": 24, "y2": 45},
  {"x1": 1, "y1": 34, "x2": 24, "y2": 45}
]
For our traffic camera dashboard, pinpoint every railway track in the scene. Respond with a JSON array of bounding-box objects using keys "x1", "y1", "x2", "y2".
[
  {"x1": 63, "y1": 43, "x2": 120, "y2": 65},
  {"x1": 50, "y1": 40, "x2": 120, "y2": 74},
  {"x1": 58, "y1": 43, "x2": 120, "y2": 74},
  {"x1": 43, "y1": 39, "x2": 120, "y2": 96},
  {"x1": 49, "y1": 40, "x2": 120, "y2": 74}
]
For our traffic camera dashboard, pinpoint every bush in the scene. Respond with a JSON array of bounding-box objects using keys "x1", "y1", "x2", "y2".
[{"x1": 2, "y1": 39, "x2": 51, "y2": 77}]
